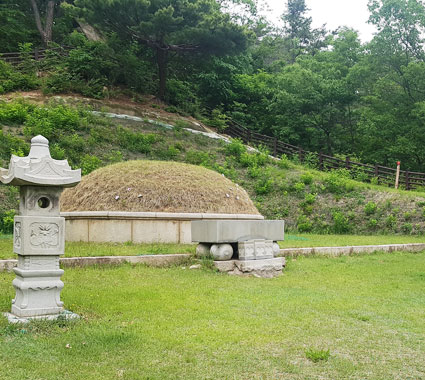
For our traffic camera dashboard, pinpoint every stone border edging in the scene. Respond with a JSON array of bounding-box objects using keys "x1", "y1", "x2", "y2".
[
  {"x1": 278, "y1": 243, "x2": 425, "y2": 257},
  {"x1": 61, "y1": 211, "x2": 264, "y2": 220},
  {"x1": 0, "y1": 254, "x2": 191, "y2": 272}
]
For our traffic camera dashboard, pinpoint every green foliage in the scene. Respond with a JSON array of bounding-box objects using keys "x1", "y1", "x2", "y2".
[
  {"x1": 324, "y1": 169, "x2": 354, "y2": 194},
  {"x1": 0, "y1": 61, "x2": 38, "y2": 94},
  {"x1": 332, "y1": 211, "x2": 350, "y2": 234},
  {"x1": 300, "y1": 172, "x2": 313, "y2": 185},
  {"x1": 117, "y1": 127, "x2": 156, "y2": 154},
  {"x1": 225, "y1": 139, "x2": 246, "y2": 158},
  {"x1": 278, "y1": 154, "x2": 290, "y2": 169},
  {"x1": 368, "y1": 218, "x2": 378, "y2": 229},
  {"x1": 401, "y1": 223, "x2": 413, "y2": 234},
  {"x1": 0, "y1": 209, "x2": 15, "y2": 234},
  {"x1": 184, "y1": 150, "x2": 212, "y2": 166},
  {"x1": 305, "y1": 348, "x2": 330, "y2": 363},
  {"x1": 297, "y1": 215, "x2": 313, "y2": 232},
  {"x1": 80, "y1": 154, "x2": 102, "y2": 175},
  {"x1": 364, "y1": 201, "x2": 377, "y2": 215},
  {"x1": 254, "y1": 176, "x2": 274, "y2": 195}
]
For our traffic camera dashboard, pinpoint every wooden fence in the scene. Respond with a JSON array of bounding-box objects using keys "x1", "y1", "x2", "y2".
[
  {"x1": 0, "y1": 46, "x2": 71, "y2": 65},
  {"x1": 226, "y1": 121, "x2": 425, "y2": 190}
]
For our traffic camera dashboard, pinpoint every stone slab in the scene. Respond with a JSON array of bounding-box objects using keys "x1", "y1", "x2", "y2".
[
  {"x1": 4, "y1": 310, "x2": 79, "y2": 324},
  {"x1": 214, "y1": 257, "x2": 286, "y2": 278},
  {"x1": 191, "y1": 220, "x2": 284, "y2": 243},
  {"x1": 278, "y1": 243, "x2": 425, "y2": 257}
]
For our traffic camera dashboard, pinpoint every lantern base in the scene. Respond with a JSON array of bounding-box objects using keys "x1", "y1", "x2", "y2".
[{"x1": 3, "y1": 310, "x2": 79, "y2": 324}]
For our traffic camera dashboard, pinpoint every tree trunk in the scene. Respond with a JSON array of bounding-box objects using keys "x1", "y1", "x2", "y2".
[
  {"x1": 45, "y1": 1, "x2": 55, "y2": 44},
  {"x1": 157, "y1": 47, "x2": 168, "y2": 100},
  {"x1": 29, "y1": 0, "x2": 56, "y2": 46}
]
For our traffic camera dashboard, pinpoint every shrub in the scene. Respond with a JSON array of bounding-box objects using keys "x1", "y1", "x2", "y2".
[
  {"x1": 293, "y1": 182, "x2": 306, "y2": 195},
  {"x1": 80, "y1": 154, "x2": 102, "y2": 175},
  {"x1": 0, "y1": 209, "x2": 15, "y2": 234},
  {"x1": 297, "y1": 215, "x2": 313, "y2": 232},
  {"x1": 185, "y1": 150, "x2": 212, "y2": 166},
  {"x1": 364, "y1": 201, "x2": 377, "y2": 215},
  {"x1": 117, "y1": 127, "x2": 156, "y2": 154},
  {"x1": 0, "y1": 60, "x2": 39, "y2": 94},
  {"x1": 300, "y1": 172, "x2": 313, "y2": 185},
  {"x1": 248, "y1": 165, "x2": 261, "y2": 178},
  {"x1": 225, "y1": 139, "x2": 246, "y2": 158},
  {"x1": 0, "y1": 101, "x2": 34, "y2": 125},
  {"x1": 278, "y1": 154, "x2": 290, "y2": 169},
  {"x1": 206, "y1": 109, "x2": 228, "y2": 132},
  {"x1": 324, "y1": 169, "x2": 354, "y2": 194},
  {"x1": 254, "y1": 176, "x2": 274, "y2": 195},
  {"x1": 401, "y1": 223, "x2": 413, "y2": 234},
  {"x1": 385, "y1": 214, "x2": 397, "y2": 229},
  {"x1": 368, "y1": 218, "x2": 378, "y2": 228},
  {"x1": 303, "y1": 193, "x2": 317, "y2": 205},
  {"x1": 332, "y1": 211, "x2": 350, "y2": 234}
]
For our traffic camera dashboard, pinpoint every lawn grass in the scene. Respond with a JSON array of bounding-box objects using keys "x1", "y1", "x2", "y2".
[
  {"x1": 0, "y1": 235, "x2": 195, "y2": 260},
  {"x1": 1, "y1": 234, "x2": 425, "y2": 260},
  {"x1": 0, "y1": 251, "x2": 424, "y2": 379},
  {"x1": 279, "y1": 233, "x2": 425, "y2": 248}
]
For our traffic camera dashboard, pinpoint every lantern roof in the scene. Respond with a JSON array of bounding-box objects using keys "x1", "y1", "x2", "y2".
[{"x1": 0, "y1": 135, "x2": 81, "y2": 187}]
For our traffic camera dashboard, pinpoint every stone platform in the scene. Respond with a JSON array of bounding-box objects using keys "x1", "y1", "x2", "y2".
[
  {"x1": 214, "y1": 257, "x2": 286, "y2": 278},
  {"x1": 4, "y1": 310, "x2": 79, "y2": 324}
]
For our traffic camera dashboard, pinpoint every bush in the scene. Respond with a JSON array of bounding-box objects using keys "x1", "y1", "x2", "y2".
[
  {"x1": 80, "y1": 154, "x2": 102, "y2": 175},
  {"x1": 385, "y1": 214, "x2": 397, "y2": 230},
  {"x1": 0, "y1": 60, "x2": 39, "y2": 94},
  {"x1": 0, "y1": 101, "x2": 34, "y2": 125},
  {"x1": 254, "y1": 177, "x2": 274, "y2": 195},
  {"x1": 364, "y1": 201, "x2": 377, "y2": 215},
  {"x1": 368, "y1": 218, "x2": 378, "y2": 229},
  {"x1": 117, "y1": 127, "x2": 156, "y2": 154},
  {"x1": 185, "y1": 150, "x2": 212, "y2": 166},
  {"x1": 278, "y1": 154, "x2": 290, "y2": 169},
  {"x1": 0, "y1": 209, "x2": 15, "y2": 234},
  {"x1": 324, "y1": 169, "x2": 354, "y2": 194},
  {"x1": 332, "y1": 211, "x2": 350, "y2": 234},
  {"x1": 300, "y1": 172, "x2": 313, "y2": 185},
  {"x1": 401, "y1": 223, "x2": 413, "y2": 234},
  {"x1": 297, "y1": 215, "x2": 313, "y2": 232},
  {"x1": 225, "y1": 139, "x2": 246, "y2": 158}
]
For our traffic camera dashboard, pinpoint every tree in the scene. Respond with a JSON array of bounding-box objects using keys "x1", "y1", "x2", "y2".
[
  {"x1": 282, "y1": 0, "x2": 328, "y2": 63},
  {"x1": 71, "y1": 0, "x2": 250, "y2": 99},
  {"x1": 29, "y1": 0, "x2": 61, "y2": 46}
]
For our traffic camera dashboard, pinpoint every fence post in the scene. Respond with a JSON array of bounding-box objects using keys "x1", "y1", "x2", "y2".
[
  {"x1": 405, "y1": 171, "x2": 410, "y2": 190},
  {"x1": 395, "y1": 161, "x2": 401, "y2": 189},
  {"x1": 345, "y1": 156, "x2": 351, "y2": 170},
  {"x1": 298, "y1": 148, "x2": 303, "y2": 163},
  {"x1": 374, "y1": 165, "x2": 379, "y2": 184},
  {"x1": 319, "y1": 152, "x2": 324, "y2": 171},
  {"x1": 247, "y1": 129, "x2": 251, "y2": 144},
  {"x1": 34, "y1": 48, "x2": 39, "y2": 61},
  {"x1": 273, "y1": 138, "x2": 277, "y2": 157}
]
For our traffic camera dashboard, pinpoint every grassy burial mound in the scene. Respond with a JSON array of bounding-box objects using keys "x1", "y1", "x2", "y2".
[{"x1": 61, "y1": 160, "x2": 260, "y2": 215}]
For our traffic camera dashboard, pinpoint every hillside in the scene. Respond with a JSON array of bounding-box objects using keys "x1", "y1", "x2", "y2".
[{"x1": 2, "y1": 93, "x2": 425, "y2": 235}]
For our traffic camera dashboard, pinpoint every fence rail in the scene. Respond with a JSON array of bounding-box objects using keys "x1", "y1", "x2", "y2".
[
  {"x1": 0, "y1": 46, "x2": 71, "y2": 65},
  {"x1": 226, "y1": 121, "x2": 425, "y2": 190}
]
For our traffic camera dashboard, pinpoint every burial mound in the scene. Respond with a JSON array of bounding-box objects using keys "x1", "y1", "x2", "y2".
[{"x1": 61, "y1": 160, "x2": 260, "y2": 215}]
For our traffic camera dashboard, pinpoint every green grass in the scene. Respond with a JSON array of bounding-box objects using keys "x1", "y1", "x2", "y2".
[
  {"x1": 0, "y1": 235, "x2": 195, "y2": 260},
  {"x1": 1, "y1": 234, "x2": 425, "y2": 260},
  {"x1": 0, "y1": 251, "x2": 424, "y2": 379},
  {"x1": 279, "y1": 233, "x2": 425, "y2": 248}
]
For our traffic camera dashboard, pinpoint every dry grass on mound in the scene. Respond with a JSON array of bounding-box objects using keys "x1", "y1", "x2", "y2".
[{"x1": 61, "y1": 160, "x2": 260, "y2": 215}]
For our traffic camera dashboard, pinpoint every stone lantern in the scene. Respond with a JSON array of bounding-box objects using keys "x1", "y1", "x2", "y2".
[{"x1": 0, "y1": 135, "x2": 81, "y2": 323}]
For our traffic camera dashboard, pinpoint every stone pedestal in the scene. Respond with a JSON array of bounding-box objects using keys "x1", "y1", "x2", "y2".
[{"x1": 0, "y1": 135, "x2": 81, "y2": 322}]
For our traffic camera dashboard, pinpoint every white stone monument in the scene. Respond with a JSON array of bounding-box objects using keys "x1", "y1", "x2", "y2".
[{"x1": 0, "y1": 135, "x2": 81, "y2": 323}]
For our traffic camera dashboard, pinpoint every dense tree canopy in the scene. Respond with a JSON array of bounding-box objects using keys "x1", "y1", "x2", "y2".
[{"x1": 2, "y1": 0, "x2": 425, "y2": 171}]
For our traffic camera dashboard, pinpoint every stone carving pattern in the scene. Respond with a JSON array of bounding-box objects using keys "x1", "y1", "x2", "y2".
[
  {"x1": 14, "y1": 221, "x2": 21, "y2": 249},
  {"x1": 30, "y1": 223, "x2": 59, "y2": 248}
]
